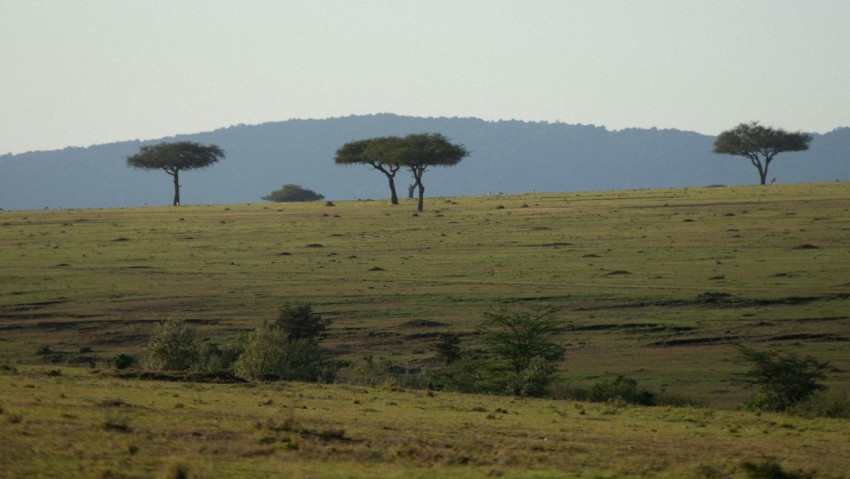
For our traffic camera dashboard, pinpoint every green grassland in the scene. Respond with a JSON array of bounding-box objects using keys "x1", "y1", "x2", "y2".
[
  {"x1": 3, "y1": 364, "x2": 848, "y2": 478},
  {"x1": 2, "y1": 182, "x2": 850, "y2": 477}
]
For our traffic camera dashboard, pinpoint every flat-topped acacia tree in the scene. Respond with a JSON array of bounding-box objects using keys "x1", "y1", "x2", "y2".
[
  {"x1": 713, "y1": 122, "x2": 811, "y2": 185},
  {"x1": 399, "y1": 133, "x2": 469, "y2": 212},
  {"x1": 127, "y1": 141, "x2": 225, "y2": 206},
  {"x1": 334, "y1": 133, "x2": 468, "y2": 211},
  {"x1": 334, "y1": 136, "x2": 406, "y2": 204}
]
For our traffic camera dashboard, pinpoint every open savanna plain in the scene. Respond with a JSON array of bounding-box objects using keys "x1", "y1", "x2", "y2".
[{"x1": 1, "y1": 182, "x2": 849, "y2": 478}]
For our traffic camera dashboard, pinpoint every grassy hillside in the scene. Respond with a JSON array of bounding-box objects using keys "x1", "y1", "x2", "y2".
[
  {"x1": 2, "y1": 183, "x2": 849, "y2": 399},
  {"x1": 2, "y1": 364, "x2": 848, "y2": 478},
  {"x1": 1, "y1": 183, "x2": 849, "y2": 477}
]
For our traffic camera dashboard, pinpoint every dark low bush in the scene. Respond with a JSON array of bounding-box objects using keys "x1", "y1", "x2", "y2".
[{"x1": 588, "y1": 375, "x2": 655, "y2": 406}]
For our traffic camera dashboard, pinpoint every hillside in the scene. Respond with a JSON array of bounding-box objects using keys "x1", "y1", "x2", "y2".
[{"x1": 1, "y1": 114, "x2": 848, "y2": 210}]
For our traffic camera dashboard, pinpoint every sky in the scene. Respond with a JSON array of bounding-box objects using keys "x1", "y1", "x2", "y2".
[{"x1": 2, "y1": 0, "x2": 849, "y2": 155}]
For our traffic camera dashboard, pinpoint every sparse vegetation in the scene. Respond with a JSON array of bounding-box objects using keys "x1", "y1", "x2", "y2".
[{"x1": 1, "y1": 184, "x2": 849, "y2": 477}]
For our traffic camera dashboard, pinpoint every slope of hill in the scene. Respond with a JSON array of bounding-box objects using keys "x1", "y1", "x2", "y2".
[{"x1": 1, "y1": 114, "x2": 847, "y2": 210}]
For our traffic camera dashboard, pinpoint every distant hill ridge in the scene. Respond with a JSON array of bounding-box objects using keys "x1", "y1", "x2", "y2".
[{"x1": 1, "y1": 114, "x2": 848, "y2": 210}]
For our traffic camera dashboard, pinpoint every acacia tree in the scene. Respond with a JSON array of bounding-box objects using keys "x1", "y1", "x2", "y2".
[
  {"x1": 713, "y1": 122, "x2": 811, "y2": 185},
  {"x1": 737, "y1": 346, "x2": 830, "y2": 411},
  {"x1": 334, "y1": 136, "x2": 406, "y2": 204},
  {"x1": 398, "y1": 133, "x2": 468, "y2": 212},
  {"x1": 478, "y1": 305, "x2": 566, "y2": 396},
  {"x1": 127, "y1": 141, "x2": 225, "y2": 205}
]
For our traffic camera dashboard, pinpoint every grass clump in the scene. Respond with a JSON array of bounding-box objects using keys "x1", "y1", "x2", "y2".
[
  {"x1": 103, "y1": 413, "x2": 132, "y2": 432},
  {"x1": 741, "y1": 459, "x2": 812, "y2": 479}
]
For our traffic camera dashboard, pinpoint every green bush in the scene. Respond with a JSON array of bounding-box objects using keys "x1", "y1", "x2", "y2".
[
  {"x1": 737, "y1": 346, "x2": 830, "y2": 412},
  {"x1": 426, "y1": 356, "x2": 494, "y2": 394},
  {"x1": 789, "y1": 389, "x2": 850, "y2": 419},
  {"x1": 196, "y1": 341, "x2": 241, "y2": 373},
  {"x1": 741, "y1": 459, "x2": 812, "y2": 479},
  {"x1": 110, "y1": 354, "x2": 137, "y2": 370},
  {"x1": 144, "y1": 319, "x2": 199, "y2": 371},
  {"x1": 434, "y1": 332, "x2": 462, "y2": 365},
  {"x1": 335, "y1": 355, "x2": 426, "y2": 389},
  {"x1": 234, "y1": 304, "x2": 331, "y2": 381},
  {"x1": 262, "y1": 184, "x2": 324, "y2": 202},
  {"x1": 588, "y1": 375, "x2": 655, "y2": 406}
]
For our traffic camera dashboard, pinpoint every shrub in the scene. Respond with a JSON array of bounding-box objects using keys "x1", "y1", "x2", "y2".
[
  {"x1": 511, "y1": 355, "x2": 557, "y2": 397},
  {"x1": 434, "y1": 332, "x2": 462, "y2": 364},
  {"x1": 234, "y1": 305, "x2": 331, "y2": 382},
  {"x1": 262, "y1": 184, "x2": 324, "y2": 202},
  {"x1": 144, "y1": 320, "x2": 199, "y2": 372},
  {"x1": 789, "y1": 389, "x2": 850, "y2": 419},
  {"x1": 196, "y1": 341, "x2": 241, "y2": 373},
  {"x1": 588, "y1": 375, "x2": 656, "y2": 406},
  {"x1": 741, "y1": 459, "x2": 812, "y2": 479},
  {"x1": 426, "y1": 356, "x2": 493, "y2": 394},
  {"x1": 110, "y1": 353, "x2": 137, "y2": 370},
  {"x1": 336, "y1": 355, "x2": 426, "y2": 389},
  {"x1": 737, "y1": 346, "x2": 830, "y2": 412},
  {"x1": 274, "y1": 302, "x2": 330, "y2": 343}
]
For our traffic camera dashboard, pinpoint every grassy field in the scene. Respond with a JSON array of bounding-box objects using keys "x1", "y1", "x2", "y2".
[
  {"x1": 2, "y1": 182, "x2": 850, "y2": 477},
  {"x1": 2, "y1": 364, "x2": 849, "y2": 478}
]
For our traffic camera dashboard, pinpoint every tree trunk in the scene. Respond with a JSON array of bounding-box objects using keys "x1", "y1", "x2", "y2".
[
  {"x1": 172, "y1": 169, "x2": 181, "y2": 206},
  {"x1": 387, "y1": 175, "x2": 399, "y2": 205},
  {"x1": 417, "y1": 183, "x2": 425, "y2": 212},
  {"x1": 752, "y1": 156, "x2": 768, "y2": 185}
]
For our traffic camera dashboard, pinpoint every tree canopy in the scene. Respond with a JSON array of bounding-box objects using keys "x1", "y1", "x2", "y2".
[
  {"x1": 335, "y1": 133, "x2": 468, "y2": 211},
  {"x1": 398, "y1": 133, "x2": 468, "y2": 212},
  {"x1": 713, "y1": 122, "x2": 811, "y2": 185},
  {"x1": 127, "y1": 141, "x2": 225, "y2": 205},
  {"x1": 737, "y1": 346, "x2": 830, "y2": 411},
  {"x1": 334, "y1": 136, "x2": 406, "y2": 204}
]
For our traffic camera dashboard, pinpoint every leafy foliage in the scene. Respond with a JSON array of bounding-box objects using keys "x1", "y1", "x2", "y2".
[
  {"x1": 109, "y1": 353, "x2": 137, "y2": 370},
  {"x1": 334, "y1": 136, "x2": 406, "y2": 204},
  {"x1": 738, "y1": 346, "x2": 830, "y2": 411},
  {"x1": 144, "y1": 319, "x2": 199, "y2": 371},
  {"x1": 434, "y1": 332, "x2": 463, "y2": 365},
  {"x1": 262, "y1": 184, "x2": 324, "y2": 202},
  {"x1": 274, "y1": 302, "x2": 330, "y2": 343},
  {"x1": 234, "y1": 303, "x2": 331, "y2": 381}
]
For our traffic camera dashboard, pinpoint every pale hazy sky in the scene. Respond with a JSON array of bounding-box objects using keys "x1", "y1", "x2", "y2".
[{"x1": 2, "y1": 0, "x2": 848, "y2": 155}]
